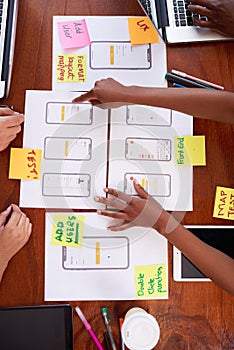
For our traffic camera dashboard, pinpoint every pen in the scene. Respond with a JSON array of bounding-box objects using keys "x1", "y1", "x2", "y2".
[
  {"x1": 172, "y1": 82, "x2": 187, "y2": 88},
  {"x1": 119, "y1": 318, "x2": 125, "y2": 350},
  {"x1": 171, "y1": 69, "x2": 224, "y2": 90},
  {"x1": 165, "y1": 72, "x2": 215, "y2": 89},
  {"x1": 101, "y1": 307, "x2": 116, "y2": 350},
  {"x1": 75, "y1": 306, "x2": 104, "y2": 350},
  {"x1": 103, "y1": 331, "x2": 111, "y2": 350}
]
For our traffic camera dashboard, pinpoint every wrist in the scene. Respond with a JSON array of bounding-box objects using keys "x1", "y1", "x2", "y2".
[{"x1": 153, "y1": 210, "x2": 180, "y2": 236}]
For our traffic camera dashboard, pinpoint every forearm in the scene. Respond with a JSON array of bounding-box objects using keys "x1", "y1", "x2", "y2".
[
  {"x1": 0, "y1": 259, "x2": 8, "y2": 284},
  {"x1": 123, "y1": 86, "x2": 234, "y2": 124},
  {"x1": 156, "y1": 218, "x2": 234, "y2": 295}
]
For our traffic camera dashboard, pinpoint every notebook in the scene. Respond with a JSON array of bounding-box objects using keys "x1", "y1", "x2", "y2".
[
  {"x1": 0, "y1": 0, "x2": 18, "y2": 99},
  {"x1": 137, "y1": 0, "x2": 233, "y2": 43},
  {"x1": 0, "y1": 304, "x2": 74, "y2": 350}
]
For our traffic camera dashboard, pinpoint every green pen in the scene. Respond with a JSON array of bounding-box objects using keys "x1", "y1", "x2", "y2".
[{"x1": 101, "y1": 307, "x2": 116, "y2": 350}]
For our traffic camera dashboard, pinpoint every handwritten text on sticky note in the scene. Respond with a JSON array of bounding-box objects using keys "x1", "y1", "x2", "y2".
[
  {"x1": 175, "y1": 135, "x2": 206, "y2": 166},
  {"x1": 128, "y1": 17, "x2": 158, "y2": 45},
  {"x1": 51, "y1": 214, "x2": 85, "y2": 247},
  {"x1": 57, "y1": 54, "x2": 86, "y2": 83},
  {"x1": 9, "y1": 148, "x2": 42, "y2": 180},
  {"x1": 213, "y1": 186, "x2": 234, "y2": 220},
  {"x1": 58, "y1": 20, "x2": 90, "y2": 49},
  {"x1": 134, "y1": 264, "x2": 167, "y2": 298}
]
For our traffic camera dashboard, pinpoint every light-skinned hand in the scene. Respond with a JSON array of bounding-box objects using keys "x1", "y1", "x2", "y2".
[{"x1": 0, "y1": 107, "x2": 24, "y2": 151}]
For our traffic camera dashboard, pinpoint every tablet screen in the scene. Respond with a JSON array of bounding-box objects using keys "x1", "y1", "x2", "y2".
[{"x1": 0, "y1": 304, "x2": 73, "y2": 350}]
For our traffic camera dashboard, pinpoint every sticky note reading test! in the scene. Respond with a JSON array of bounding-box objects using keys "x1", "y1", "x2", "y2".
[
  {"x1": 128, "y1": 17, "x2": 159, "y2": 45},
  {"x1": 175, "y1": 135, "x2": 206, "y2": 166},
  {"x1": 51, "y1": 214, "x2": 85, "y2": 247},
  {"x1": 57, "y1": 54, "x2": 86, "y2": 82},
  {"x1": 9, "y1": 148, "x2": 42, "y2": 180},
  {"x1": 134, "y1": 264, "x2": 168, "y2": 298},
  {"x1": 58, "y1": 20, "x2": 90, "y2": 49},
  {"x1": 213, "y1": 186, "x2": 234, "y2": 220}
]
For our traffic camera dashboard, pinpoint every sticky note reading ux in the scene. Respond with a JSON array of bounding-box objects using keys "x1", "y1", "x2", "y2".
[
  {"x1": 134, "y1": 264, "x2": 167, "y2": 298},
  {"x1": 57, "y1": 54, "x2": 86, "y2": 82},
  {"x1": 51, "y1": 214, "x2": 85, "y2": 247},
  {"x1": 58, "y1": 20, "x2": 90, "y2": 49},
  {"x1": 128, "y1": 17, "x2": 159, "y2": 45},
  {"x1": 175, "y1": 136, "x2": 206, "y2": 166},
  {"x1": 9, "y1": 148, "x2": 42, "y2": 180},
  {"x1": 213, "y1": 186, "x2": 234, "y2": 220}
]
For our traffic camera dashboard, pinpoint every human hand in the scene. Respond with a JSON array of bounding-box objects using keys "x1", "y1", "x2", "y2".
[
  {"x1": 188, "y1": 0, "x2": 234, "y2": 37},
  {"x1": 94, "y1": 180, "x2": 171, "y2": 232},
  {"x1": 0, "y1": 107, "x2": 24, "y2": 151},
  {"x1": 72, "y1": 78, "x2": 129, "y2": 108},
  {"x1": 0, "y1": 204, "x2": 32, "y2": 267}
]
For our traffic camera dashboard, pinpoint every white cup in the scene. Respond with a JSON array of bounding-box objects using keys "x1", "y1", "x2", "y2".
[{"x1": 121, "y1": 307, "x2": 160, "y2": 350}]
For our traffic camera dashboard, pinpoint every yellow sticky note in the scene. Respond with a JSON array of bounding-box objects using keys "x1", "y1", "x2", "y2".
[
  {"x1": 57, "y1": 54, "x2": 86, "y2": 82},
  {"x1": 175, "y1": 135, "x2": 206, "y2": 166},
  {"x1": 9, "y1": 148, "x2": 42, "y2": 180},
  {"x1": 213, "y1": 186, "x2": 234, "y2": 220},
  {"x1": 128, "y1": 17, "x2": 159, "y2": 44},
  {"x1": 51, "y1": 214, "x2": 85, "y2": 247},
  {"x1": 134, "y1": 264, "x2": 167, "y2": 298}
]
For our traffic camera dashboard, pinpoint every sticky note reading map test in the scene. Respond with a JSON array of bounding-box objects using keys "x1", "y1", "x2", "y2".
[
  {"x1": 128, "y1": 17, "x2": 159, "y2": 45},
  {"x1": 134, "y1": 264, "x2": 167, "y2": 298},
  {"x1": 51, "y1": 214, "x2": 85, "y2": 247},
  {"x1": 9, "y1": 148, "x2": 42, "y2": 180},
  {"x1": 175, "y1": 135, "x2": 206, "y2": 166},
  {"x1": 58, "y1": 20, "x2": 90, "y2": 49},
  {"x1": 213, "y1": 186, "x2": 234, "y2": 220}
]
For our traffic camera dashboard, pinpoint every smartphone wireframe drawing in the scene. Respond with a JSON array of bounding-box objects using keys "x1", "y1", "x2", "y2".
[
  {"x1": 124, "y1": 173, "x2": 171, "y2": 197},
  {"x1": 126, "y1": 105, "x2": 172, "y2": 126},
  {"x1": 125, "y1": 137, "x2": 171, "y2": 161},
  {"x1": 62, "y1": 236, "x2": 130, "y2": 270},
  {"x1": 89, "y1": 41, "x2": 152, "y2": 69},
  {"x1": 173, "y1": 225, "x2": 234, "y2": 281},
  {"x1": 44, "y1": 137, "x2": 92, "y2": 161},
  {"x1": 46, "y1": 102, "x2": 93, "y2": 124},
  {"x1": 42, "y1": 173, "x2": 91, "y2": 197}
]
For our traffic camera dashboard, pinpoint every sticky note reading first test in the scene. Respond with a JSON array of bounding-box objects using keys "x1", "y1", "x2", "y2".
[{"x1": 9, "y1": 148, "x2": 42, "y2": 180}]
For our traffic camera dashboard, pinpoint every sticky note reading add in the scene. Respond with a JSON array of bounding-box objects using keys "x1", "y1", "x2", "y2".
[
  {"x1": 58, "y1": 20, "x2": 90, "y2": 49},
  {"x1": 213, "y1": 186, "x2": 234, "y2": 220},
  {"x1": 175, "y1": 136, "x2": 206, "y2": 166},
  {"x1": 9, "y1": 148, "x2": 42, "y2": 180},
  {"x1": 51, "y1": 214, "x2": 85, "y2": 247},
  {"x1": 135, "y1": 264, "x2": 168, "y2": 298},
  {"x1": 128, "y1": 17, "x2": 159, "y2": 45},
  {"x1": 57, "y1": 54, "x2": 86, "y2": 83}
]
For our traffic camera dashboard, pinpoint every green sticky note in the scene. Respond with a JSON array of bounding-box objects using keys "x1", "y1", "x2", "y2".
[
  {"x1": 175, "y1": 135, "x2": 206, "y2": 166},
  {"x1": 51, "y1": 214, "x2": 84, "y2": 247},
  {"x1": 134, "y1": 264, "x2": 167, "y2": 298}
]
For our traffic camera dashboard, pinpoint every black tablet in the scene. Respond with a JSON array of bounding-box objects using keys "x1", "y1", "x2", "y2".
[{"x1": 0, "y1": 304, "x2": 73, "y2": 350}]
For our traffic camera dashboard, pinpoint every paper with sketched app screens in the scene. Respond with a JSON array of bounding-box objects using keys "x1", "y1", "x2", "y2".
[
  {"x1": 126, "y1": 105, "x2": 172, "y2": 126},
  {"x1": 124, "y1": 173, "x2": 171, "y2": 197},
  {"x1": 89, "y1": 41, "x2": 152, "y2": 69},
  {"x1": 46, "y1": 102, "x2": 93, "y2": 124},
  {"x1": 125, "y1": 137, "x2": 171, "y2": 161},
  {"x1": 62, "y1": 236, "x2": 130, "y2": 270}
]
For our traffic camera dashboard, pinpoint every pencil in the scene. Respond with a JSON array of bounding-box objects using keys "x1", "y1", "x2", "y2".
[
  {"x1": 165, "y1": 72, "x2": 215, "y2": 89},
  {"x1": 171, "y1": 69, "x2": 224, "y2": 90},
  {"x1": 119, "y1": 318, "x2": 125, "y2": 350}
]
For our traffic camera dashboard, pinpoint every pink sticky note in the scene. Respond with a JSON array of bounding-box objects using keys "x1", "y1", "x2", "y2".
[{"x1": 57, "y1": 19, "x2": 90, "y2": 49}]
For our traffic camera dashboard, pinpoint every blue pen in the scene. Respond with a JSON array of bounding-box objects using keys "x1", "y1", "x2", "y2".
[{"x1": 173, "y1": 82, "x2": 187, "y2": 88}]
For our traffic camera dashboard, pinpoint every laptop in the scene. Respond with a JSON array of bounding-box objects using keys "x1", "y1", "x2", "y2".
[
  {"x1": 0, "y1": 0, "x2": 18, "y2": 99},
  {"x1": 137, "y1": 0, "x2": 233, "y2": 44}
]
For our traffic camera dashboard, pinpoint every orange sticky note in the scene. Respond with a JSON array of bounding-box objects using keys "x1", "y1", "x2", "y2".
[
  {"x1": 213, "y1": 186, "x2": 234, "y2": 220},
  {"x1": 128, "y1": 17, "x2": 159, "y2": 44},
  {"x1": 9, "y1": 148, "x2": 42, "y2": 180}
]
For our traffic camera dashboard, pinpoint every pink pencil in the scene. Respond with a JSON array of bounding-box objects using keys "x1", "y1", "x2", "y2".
[{"x1": 75, "y1": 306, "x2": 104, "y2": 350}]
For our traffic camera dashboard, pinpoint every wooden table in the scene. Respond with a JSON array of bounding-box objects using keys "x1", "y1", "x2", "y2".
[{"x1": 0, "y1": 1, "x2": 233, "y2": 349}]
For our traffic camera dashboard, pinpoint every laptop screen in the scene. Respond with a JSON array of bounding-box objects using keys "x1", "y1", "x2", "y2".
[{"x1": 0, "y1": 304, "x2": 74, "y2": 350}]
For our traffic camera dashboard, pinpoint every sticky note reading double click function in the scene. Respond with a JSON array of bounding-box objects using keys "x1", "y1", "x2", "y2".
[
  {"x1": 58, "y1": 20, "x2": 90, "y2": 49},
  {"x1": 213, "y1": 186, "x2": 234, "y2": 220},
  {"x1": 9, "y1": 148, "x2": 42, "y2": 180},
  {"x1": 128, "y1": 17, "x2": 159, "y2": 45}
]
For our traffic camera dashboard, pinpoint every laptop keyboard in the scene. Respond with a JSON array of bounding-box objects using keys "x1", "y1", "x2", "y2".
[
  {"x1": 173, "y1": 0, "x2": 207, "y2": 27},
  {"x1": 0, "y1": 0, "x2": 6, "y2": 35}
]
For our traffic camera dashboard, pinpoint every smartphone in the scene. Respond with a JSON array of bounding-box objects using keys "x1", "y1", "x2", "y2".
[
  {"x1": 89, "y1": 41, "x2": 152, "y2": 69},
  {"x1": 173, "y1": 225, "x2": 234, "y2": 282},
  {"x1": 125, "y1": 137, "x2": 171, "y2": 161},
  {"x1": 126, "y1": 105, "x2": 172, "y2": 126},
  {"x1": 44, "y1": 137, "x2": 92, "y2": 160},
  {"x1": 42, "y1": 173, "x2": 91, "y2": 197},
  {"x1": 46, "y1": 102, "x2": 93, "y2": 124},
  {"x1": 62, "y1": 236, "x2": 130, "y2": 270},
  {"x1": 124, "y1": 173, "x2": 171, "y2": 197}
]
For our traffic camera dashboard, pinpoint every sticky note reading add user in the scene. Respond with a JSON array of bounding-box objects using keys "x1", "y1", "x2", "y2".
[
  {"x1": 175, "y1": 136, "x2": 206, "y2": 166},
  {"x1": 51, "y1": 214, "x2": 85, "y2": 247},
  {"x1": 58, "y1": 19, "x2": 90, "y2": 49},
  {"x1": 134, "y1": 264, "x2": 168, "y2": 298},
  {"x1": 9, "y1": 148, "x2": 42, "y2": 180},
  {"x1": 128, "y1": 17, "x2": 159, "y2": 45},
  {"x1": 213, "y1": 186, "x2": 234, "y2": 220}
]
